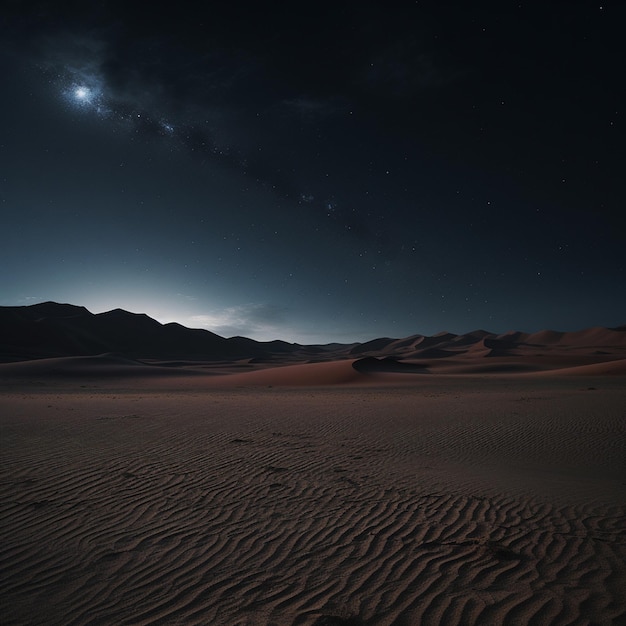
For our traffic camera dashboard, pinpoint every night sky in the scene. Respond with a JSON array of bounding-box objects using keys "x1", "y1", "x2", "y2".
[{"x1": 2, "y1": 2, "x2": 624, "y2": 343}]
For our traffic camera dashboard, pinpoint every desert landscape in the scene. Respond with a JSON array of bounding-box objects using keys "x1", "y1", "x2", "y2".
[{"x1": 1, "y1": 303, "x2": 625, "y2": 625}]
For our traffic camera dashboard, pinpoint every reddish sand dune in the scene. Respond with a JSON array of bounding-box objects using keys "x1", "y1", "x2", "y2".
[
  {"x1": 206, "y1": 359, "x2": 367, "y2": 386},
  {"x1": 534, "y1": 358, "x2": 626, "y2": 376},
  {"x1": 1, "y1": 373, "x2": 625, "y2": 625}
]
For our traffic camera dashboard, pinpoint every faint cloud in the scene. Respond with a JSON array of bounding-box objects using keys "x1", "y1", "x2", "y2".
[
  {"x1": 17, "y1": 296, "x2": 46, "y2": 304},
  {"x1": 189, "y1": 303, "x2": 288, "y2": 339}
]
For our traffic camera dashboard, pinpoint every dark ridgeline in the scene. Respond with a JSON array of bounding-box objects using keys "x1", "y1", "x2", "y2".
[
  {"x1": 0, "y1": 302, "x2": 301, "y2": 363},
  {"x1": 0, "y1": 302, "x2": 625, "y2": 365}
]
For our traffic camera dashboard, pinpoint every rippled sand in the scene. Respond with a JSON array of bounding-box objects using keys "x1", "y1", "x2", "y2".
[{"x1": 1, "y1": 374, "x2": 625, "y2": 625}]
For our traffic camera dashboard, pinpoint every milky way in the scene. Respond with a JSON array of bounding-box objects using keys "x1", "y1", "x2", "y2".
[{"x1": 49, "y1": 47, "x2": 376, "y2": 248}]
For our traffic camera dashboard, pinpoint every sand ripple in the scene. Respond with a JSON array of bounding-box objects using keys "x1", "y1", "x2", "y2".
[{"x1": 1, "y1": 385, "x2": 625, "y2": 625}]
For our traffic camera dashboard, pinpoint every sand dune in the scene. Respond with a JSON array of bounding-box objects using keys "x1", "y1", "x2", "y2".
[
  {"x1": 0, "y1": 353, "x2": 214, "y2": 381},
  {"x1": 531, "y1": 358, "x2": 626, "y2": 377},
  {"x1": 3, "y1": 303, "x2": 625, "y2": 372},
  {"x1": 2, "y1": 351, "x2": 626, "y2": 390},
  {"x1": 1, "y1": 375, "x2": 625, "y2": 625},
  {"x1": 2, "y1": 304, "x2": 625, "y2": 623}
]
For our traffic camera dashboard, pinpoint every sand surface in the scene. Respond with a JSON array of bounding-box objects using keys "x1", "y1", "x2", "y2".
[{"x1": 1, "y1": 367, "x2": 625, "y2": 625}]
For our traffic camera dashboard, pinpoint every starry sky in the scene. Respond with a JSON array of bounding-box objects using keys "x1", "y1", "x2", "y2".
[{"x1": 1, "y1": 1, "x2": 624, "y2": 343}]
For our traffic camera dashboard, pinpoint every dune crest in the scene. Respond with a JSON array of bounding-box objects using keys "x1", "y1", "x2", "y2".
[{"x1": 1, "y1": 303, "x2": 625, "y2": 381}]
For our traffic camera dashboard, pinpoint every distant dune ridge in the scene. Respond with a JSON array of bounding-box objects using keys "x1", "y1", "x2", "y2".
[
  {"x1": 0, "y1": 302, "x2": 625, "y2": 381},
  {"x1": 1, "y1": 304, "x2": 626, "y2": 624}
]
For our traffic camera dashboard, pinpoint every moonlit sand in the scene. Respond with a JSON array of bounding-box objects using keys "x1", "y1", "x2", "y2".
[{"x1": 1, "y1": 355, "x2": 625, "y2": 625}]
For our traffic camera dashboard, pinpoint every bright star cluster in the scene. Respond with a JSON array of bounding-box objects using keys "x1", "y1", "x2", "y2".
[{"x1": 61, "y1": 68, "x2": 108, "y2": 116}]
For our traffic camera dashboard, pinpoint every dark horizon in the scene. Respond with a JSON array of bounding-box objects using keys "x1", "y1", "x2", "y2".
[{"x1": 2, "y1": 300, "x2": 625, "y2": 348}]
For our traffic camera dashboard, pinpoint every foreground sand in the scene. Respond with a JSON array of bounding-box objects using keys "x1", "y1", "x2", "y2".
[{"x1": 1, "y1": 367, "x2": 625, "y2": 625}]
